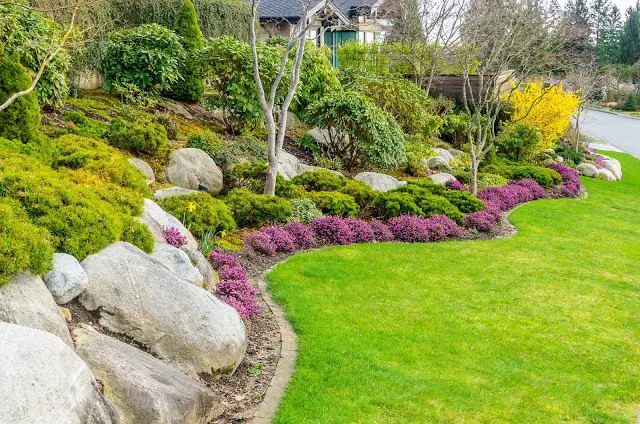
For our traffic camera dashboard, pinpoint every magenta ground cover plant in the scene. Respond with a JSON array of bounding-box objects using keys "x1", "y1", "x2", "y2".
[
  {"x1": 261, "y1": 226, "x2": 295, "y2": 253},
  {"x1": 209, "y1": 250, "x2": 240, "y2": 269},
  {"x1": 312, "y1": 216, "x2": 354, "y2": 245},
  {"x1": 464, "y1": 210, "x2": 498, "y2": 232},
  {"x1": 245, "y1": 232, "x2": 276, "y2": 256},
  {"x1": 163, "y1": 226, "x2": 187, "y2": 248},
  {"x1": 284, "y1": 221, "x2": 315, "y2": 249},
  {"x1": 424, "y1": 215, "x2": 461, "y2": 241},
  {"x1": 344, "y1": 218, "x2": 375, "y2": 243},
  {"x1": 370, "y1": 219, "x2": 394, "y2": 242},
  {"x1": 388, "y1": 215, "x2": 428, "y2": 242},
  {"x1": 209, "y1": 251, "x2": 262, "y2": 319},
  {"x1": 446, "y1": 179, "x2": 468, "y2": 191},
  {"x1": 549, "y1": 162, "x2": 581, "y2": 196}
]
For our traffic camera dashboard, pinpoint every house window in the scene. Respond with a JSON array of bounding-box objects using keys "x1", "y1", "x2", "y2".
[{"x1": 359, "y1": 31, "x2": 375, "y2": 44}]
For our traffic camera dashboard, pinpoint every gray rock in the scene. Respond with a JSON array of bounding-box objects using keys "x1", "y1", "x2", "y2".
[
  {"x1": 151, "y1": 243, "x2": 204, "y2": 287},
  {"x1": 299, "y1": 163, "x2": 343, "y2": 176},
  {"x1": 128, "y1": 158, "x2": 155, "y2": 185},
  {"x1": 75, "y1": 325, "x2": 223, "y2": 424},
  {"x1": 354, "y1": 172, "x2": 406, "y2": 192},
  {"x1": 434, "y1": 148, "x2": 454, "y2": 163},
  {"x1": 556, "y1": 156, "x2": 565, "y2": 163},
  {"x1": 447, "y1": 148, "x2": 464, "y2": 157},
  {"x1": 138, "y1": 199, "x2": 198, "y2": 250},
  {"x1": 0, "y1": 273, "x2": 73, "y2": 347},
  {"x1": 306, "y1": 127, "x2": 331, "y2": 146},
  {"x1": 0, "y1": 323, "x2": 116, "y2": 424},
  {"x1": 577, "y1": 163, "x2": 598, "y2": 178},
  {"x1": 154, "y1": 186, "x2": 200, "y2": 200},
  {"x1": 43, "y1": 253, "x2": 89, "y2": 304},
  {"x1": 181, "y1": 245, "x2": 219, "y2": 290},
  {"x1": 284, "y1": 111, "x2": 303, "y2": 131},
  {"x1": 597, "y1": 168, "x2": 616, "y2": 181},
  {"x1": 160, "y1": 100, "x2": 194, "y2": 120},
  {"x1": 424, "y1": 156, "x2": 452, "y2": 171},
  {"x1": 602, "y1": 159, "x2": 622, "y2": 180},
  {"x1": 79, "y1": 242, "x2": 247, "y2": 377},
  {"x1": 165, "y1": 148, "x2": 223, "y2": 195},
  {"x1": 429, "y1": 173, "x2": 457, "y2": 185},
  {"x1": 277, "y1": 151, "x2": 302, "y2": 180}
]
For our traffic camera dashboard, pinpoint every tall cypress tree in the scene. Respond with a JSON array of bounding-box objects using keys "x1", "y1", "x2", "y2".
[
  {"x1": 620, "y1": 9, "x2": 640, "y2": 64},
  {"x1": 168, "y1": 0, "x2": 205, "y2": 102}
]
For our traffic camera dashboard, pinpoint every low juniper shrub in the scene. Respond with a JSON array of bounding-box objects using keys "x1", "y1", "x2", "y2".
[
  {"x1": 312, "y1": 216, "x2": 354, "y2": 245},
  {"x1": 370, "y1": 219, "x2": 394, "y2": 242},
  {"x1": 163, "y1": 226, "x2": 187, "y2": 247},
  {"x1": 244, "y1": 232, "x2": 276, "y2": 256},
  {"x1": 446, "y1": 180, "x2": 468, "y2": 191},
  {"x1": 344, "y1": 218, "x2": 375, "y2": 243},
  {"x1": 261, "y1": 226, "x2": 295, "y2": 253},
  {"x1": 284, "y1": 221, "x2": 315, "y2": 249}
]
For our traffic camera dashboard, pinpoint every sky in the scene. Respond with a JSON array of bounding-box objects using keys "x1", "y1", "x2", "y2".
[{"x1": 612, "y1": 0, "x2": 637, "y2": 12}]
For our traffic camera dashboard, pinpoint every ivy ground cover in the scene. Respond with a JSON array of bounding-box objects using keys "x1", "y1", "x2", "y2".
[{"x1": 267, "y1": 152, "x2": 640, "y2": 423}]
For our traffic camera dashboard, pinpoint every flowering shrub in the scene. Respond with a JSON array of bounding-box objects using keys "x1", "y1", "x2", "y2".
[
  {"x1": 464, "y1": 210, "x2": 498, "y2": 232},
  {"x1": 244, "y1": 232, "x2": 276, "y2": 256},
  {"x1": 388, "y1": 215, "x2": 428, "y2": 242},
  {"x1": 370, "y1": 219, "x2": 394, "y2": 242},
  {"x1": 207, "y1": 250, "x2": 261, "y2": 319},
  {"x1": 549, "y1": 162, "x2": 581, "y2": 196},
  {"x1": 209, "y1": 250, "x2": 240, "y2": 269},
  {"x1": 218, "y1": 265, "x2": 247, "y2": 282},
  {"x1": 424, "y1": 215, "x2": 461, "y2": 241},
  {"x1": 312, "y1": 216, "x2": 354, "y2": 245},
  {"x1": 594, "y1": 155, "x2": 605, "y2": 169},
  {"x1": 344, "y1": 218, "x2": 375, "y2": 243},
  {"x1": 446, "y1": 180, "x2": 468, "y2": 191},
  {"x1": 284, "y1": 221, "x2": 315, "y2": 249},
  {"x1": 261, "y1": 226, "x2": 295, "y2": 253},
  {"x1": 513, "y1": 179, "x2": 545, "y2": 199},
  {"x1": 162, "y1": 226, "x2": 187, "y2": 247},
  {"x1": 478, "y1": 186, "x2": 522, "y2": 211}
]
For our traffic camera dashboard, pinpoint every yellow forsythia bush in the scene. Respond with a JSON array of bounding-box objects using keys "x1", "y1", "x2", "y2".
[{"x1": 509, "y1": 81, "x2": 580, "y2": 150}]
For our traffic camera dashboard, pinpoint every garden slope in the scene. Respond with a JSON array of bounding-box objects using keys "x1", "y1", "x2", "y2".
[{"x1": 267, "y1": 152, "x2": 640, "y2": 423}]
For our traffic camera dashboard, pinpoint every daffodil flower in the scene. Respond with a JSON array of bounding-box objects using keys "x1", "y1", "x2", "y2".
[{"x1": 187, "y1": 202, "x2": 197, "y2": 213}]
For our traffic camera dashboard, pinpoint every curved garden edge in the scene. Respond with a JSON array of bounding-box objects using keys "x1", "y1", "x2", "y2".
[{"x1": 244, "y1": 186, "x2": 589, "y2": 423}]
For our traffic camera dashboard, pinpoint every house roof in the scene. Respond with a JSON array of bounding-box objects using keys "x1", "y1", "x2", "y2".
[{"x1": 255, "y1": 0, "x2": 381, "y2": 21}]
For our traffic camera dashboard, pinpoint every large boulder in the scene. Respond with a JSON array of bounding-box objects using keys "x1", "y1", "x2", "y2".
[
  {"x1": 138, "y1": 199, "x2": 198, "y2": 250},
  {"x1": 43, "y1": 253, "x2": 89, "y2": 304},
  {"x1": 601, "y1": 158, "x2": 622, "y2": 180},
  {"x1": 597, "y1": 168, "x2": 616, "y2": 181},
  {"x1": 448, "y1": 148, "x2": 464, "y2": 157},
  {"x1": 434, "y1": 148, "x2": 454, "y2": 164},
  {"x1": 0, "y1": 273, "x2": 73, "y2": 347},
  {"x1": 79, "y1": 242, "x2": 247, "y2": 377},
  {"x1": 181, "y1": 245, "x2": 219, "y2": 290},
  {"x1": 75, "y1": 325, "x2": 223, "y2": 424},
  {"x1": 355, "y1": 172, "x2": 406, "y2": 192},
  {"x1": 0, "y1": 323, "x2": 116, "y2": 424},
  {"x1": 151, "y1": 243, "x2": 204, "y2": 287},
  {"x1": 277, "y1": 151, "x2": 302, "y2": 180},
  {"x1": 577, "y1": 163, "x2": 598, "y2": 178},
  {"x1": 165, "y1": 148, "x2": 223, "y2": 195},
  {"x1": 154, "y1": 186, "x2": 199, "y2": 200},
  {"x1": 430, "y1": 173, "x2": 457, "y2": 185},
  {"x1": 423, "y1": 156, "x2": 452, "y2": 171},
  {"x1": 306, "y1": 127, "x2": 331, "y2": 146},
  {"x1": 128, "y1": 158, "x2": 155, "y2": 185}
]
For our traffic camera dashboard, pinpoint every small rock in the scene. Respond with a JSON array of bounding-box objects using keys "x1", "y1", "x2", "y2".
[
  {"x1": 448, "y1": 148, "x2": 464, "y2": 157},
  {"x1": 181, "y1": 245, "x2": 220, "y2": 290},
  {"x1": 434, "y1": 148, "x2": 454, "y2": 163},
  {"x1": 430, "y1": 173, "x2": 457, "y2": 185},
  {"x1": 601, "y1": 159, "x2": 622, "y2": 180},
  {"x1": 154, "y1": 186, "x2": 200, "y2": 200},
  {"x1": 577, "y1": 163, "x2": 598, "y2": 178},
  {"x1": 424, "y1": 156, "x2": 452, "y2": 171},
  {"x1": 305, "y1": 127, "x2": 331, "y2": 146},
  {"x1": 597, "y1": 168, "x2": 616, "y2": 181},
  {"x1": 277, "y1": 151, "x2": 302, "y2": 180},
  {"x1": 74, "y1": 325, "x2": 223, "y2": 424},
  {"x1": 59, "y1": 306, "x2": 72, "y2": 322},
  {"x1": 151, "y1": 243, "x2": 204, "y2": 287},
  {"x1": 354, "y1": 172, "x2": 406, "y2": 192},
  {"x1": 128, "y1": 158, "x2": 155, "y2": 185},
  {"x1": 160, "y1": 100, "x2": 194, "y2": 120},
  {"x1": 43, "y1": 253, "x2": 89, "y2": 304},
  {"x1": 137, "y1": 199, "x2": 198, "y2": 250},
  {"x1": 164, "y1": 148, "x2": 224, "y2": 195},
  {"x1": 0, "y1": 273, "x2": 73, "y2": 347},
  {"x1": 0, "y1": 322, "x2": 117, "y2": 424},
  {"x1": 284, "y1": 111, "x2": 302, "y2": 130},
  {"x1": 556, "y1": 156, "x2": 565, "y2": 163}
]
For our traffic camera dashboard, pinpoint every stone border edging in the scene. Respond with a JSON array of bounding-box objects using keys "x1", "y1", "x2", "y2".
[{"x1": 250, "y1": 267, "x2": 298, "y2": 424}]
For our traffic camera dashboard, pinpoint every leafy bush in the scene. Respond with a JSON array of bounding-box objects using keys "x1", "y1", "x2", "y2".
[
  {"x1": 290, "y1": 198, "x2": 324, "y2": 224},
  {"x1": 343, "y1": 217, "x2": 374, "y2": 243},
  {"x1": 121, "y1": 218, "x2": 155, "y2": 253},
  {"x1": 442, "y1": 190, "x2": 485, "y2": 214},
  {"x1": 404, "y1": 133, "x2": 434, "y2": 175},
  {"x1": 0, "y1": 198, "x2": 54, "y2": 286},
  {"x1": 495, "y1": 122, "x2": 542, "y2": 162},
  {"x1": 414, "y1": 194, "x2": 464, "y2": 225},
  {"x1": 509, "y1": 81, "x2": 580, "y2": 150},
  {"x1": 311, "y1": 216, "x2": 354, "y2": 245},
  {"x1": 372, "y1": 191, "x2": 422, "y2": 219},
  {"x1": 159, "y1": 192, "x2": 236, "y2": 236},
  {"x1": 339, "y1": 179, "x2": 377, "y2": 208},
  {"x1": 294, "y1": 43, "x2": 342, "y2": 119},
  {"x1": 166, "y1": 0, "x2": 205, "y2": 102},
  {"x1": 292, "y1": 169, "x2": 347, "y2": 191},
  {"x1": 225, "y1": 188, "x2": 292, "y2": 227},
  {"x1": 306, "y1": 91, "x2": 406, "y2": 169},
  {"x1": 102, "y1": 24, "x2": 186, "y2": 96},
  {"x1": 0, "y1": 50, "x2": 40, "y2": 142},
  {"x1": 244, "y1": 231, "x2": 276, "y2": 255},
  {"x1": 153, "y1": 113, "x2": 179, "y2": 139},
  {"x1": 231, "y1": 162, "x2": 298, "y2": 198},
  {"x1": 512, "y1": 165, "x2": 562, "y2": 187},
  {"x1": 621, "y1": 91, "x2": 638, "y2": 111},
  {"x1": 554, "y1": 141, "x2": 585, "y2": 167},
  {"x1": 306, "y1": 191, "x2": 360, "y2": 218},
  {"x1": 284, "y1": 221, "x2": 315, "y2": 248},
  {"x1": 0, "y1": 3, "x2": 70, "y2": 107},
  {"x1": 260, "y1": 226, "x2": 295, "y2": 253},
  {"x1": 106, "y1": 117, "x2": 168, "y2": 155}
]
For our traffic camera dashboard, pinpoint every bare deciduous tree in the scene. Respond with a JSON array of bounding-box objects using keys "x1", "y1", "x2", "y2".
[
  {"x1": 456, "y1": 0, "x2": 561, "y2": 194},
  {"x1": 564, "y1": 59, "x2": 601, "y2": 151},
  {"x1": 249, "y1": 0, "x2": 328, "y2": 195}
]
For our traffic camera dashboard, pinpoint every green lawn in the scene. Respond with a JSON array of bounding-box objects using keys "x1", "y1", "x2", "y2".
[{"x1": 267, "y1": 152, "x2": 640, "y2": 423}]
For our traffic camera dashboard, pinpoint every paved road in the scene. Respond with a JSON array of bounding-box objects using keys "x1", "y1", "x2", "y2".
[{"x1": 579, "y1": 109, "x2": 640, "y2": 159}]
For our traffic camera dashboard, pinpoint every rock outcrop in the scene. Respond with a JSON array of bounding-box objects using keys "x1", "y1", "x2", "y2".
[
  {"x1": 165, "y1": 148, "x2": 223, "y2": 195},
  {"x1": 354, "y1": 172, "x2": 406, "y2": 192}
]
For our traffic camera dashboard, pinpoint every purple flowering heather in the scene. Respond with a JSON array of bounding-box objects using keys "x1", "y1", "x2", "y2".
[
  {"x1": 284, "y1": 221, "x2": 315, "y2": 249},
  {"x1": 245, "y1": 232, "x2": 276, "y2": 256},
  {"x1": 423, "y1": 215, "x2": 461, "y2": 241},
  {"x1": 478, "y1": 186, "x2": 520, "y2": 211},
  {"x1": 312, "y1": 216, "x2": 354, "y2": 245},
  {"x1": 446, "y1": 179, "x2": 468, "y2": 191},
  {"x1": 344, "y1": 218, "x2": 375, "y2": 243},
  {"x1": 218, "y1": 265, "x2": 248, "y2": 282},
  {"x1": 370, "y1": 219, "x2": 394, "y2": 242},
  {"x1": 216, "y1": 279, "x2": 262, "y2": 319},
  {"x1": 464, "y1": 210, "x2": 498, "y2": 232},
  {"x1": 387, "y1": 215, "x2": 428, "y2": 243},
  {"x1": 513, "y1": 179, "x2": 545, "y2": 199},
  {"x1": 261, "y1": 226, "x2": 295, "y2": 253},
  {"x1": 162, "y1": 226, "x2": 187, "y2": 248},
  {"x1": 594, "y1": 155, "x2": 605, "y2": 169},
  {"x1": 209, "y1": 251, "x2": 240, "y2": 269},
  {"x1": 549, "y1": 162, "x2": 581, "y2": 197}
]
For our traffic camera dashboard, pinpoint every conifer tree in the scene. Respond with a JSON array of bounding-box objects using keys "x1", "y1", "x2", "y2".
[{"x1": 168, "y1": 0, "x2": 205, "y2": 102}]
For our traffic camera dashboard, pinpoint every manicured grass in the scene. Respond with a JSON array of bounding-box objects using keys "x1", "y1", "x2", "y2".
[{"x1": 267, "y1": 152, "x2": 640, "y2": 423}]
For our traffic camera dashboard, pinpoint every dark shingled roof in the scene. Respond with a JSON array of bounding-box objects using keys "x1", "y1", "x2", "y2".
[{"x1": 255, "y1": 0, "x2": 380, "y2": 20}]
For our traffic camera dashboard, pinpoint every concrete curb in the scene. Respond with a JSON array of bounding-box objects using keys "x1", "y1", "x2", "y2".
[
  {"x1": 250, "y1": 268, "x2": 297, "y2": 424},
  {"x1": 586, "y1": 107, "x2": 640, "y2": 121}
]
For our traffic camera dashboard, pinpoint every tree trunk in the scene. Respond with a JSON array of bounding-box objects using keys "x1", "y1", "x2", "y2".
[
  {"x1": 469, "y1": 156, "x2": 479, "y2": 195},
  {"x1": 264, "y1": 163, "x2": 278, "y2": 195}
]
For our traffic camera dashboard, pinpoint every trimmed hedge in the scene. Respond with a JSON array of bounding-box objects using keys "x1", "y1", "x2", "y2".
[
  {"x1": 306, "y1": 191, "x2": 360, "y2": 218},
  {"x1": 159, "y1": 192, "x2": 236, "y2": 237},
  {"x1": 225, "y1": 188, "x2": 292, "y2": 227}
]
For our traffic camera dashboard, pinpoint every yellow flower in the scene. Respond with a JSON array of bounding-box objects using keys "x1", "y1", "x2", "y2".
[
  {"x1": 220, "y1": 231, "x2": 227, "y2": 238},
  {"x1": 187, "y1": 202, "x2": 197, "y2": 213}
]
